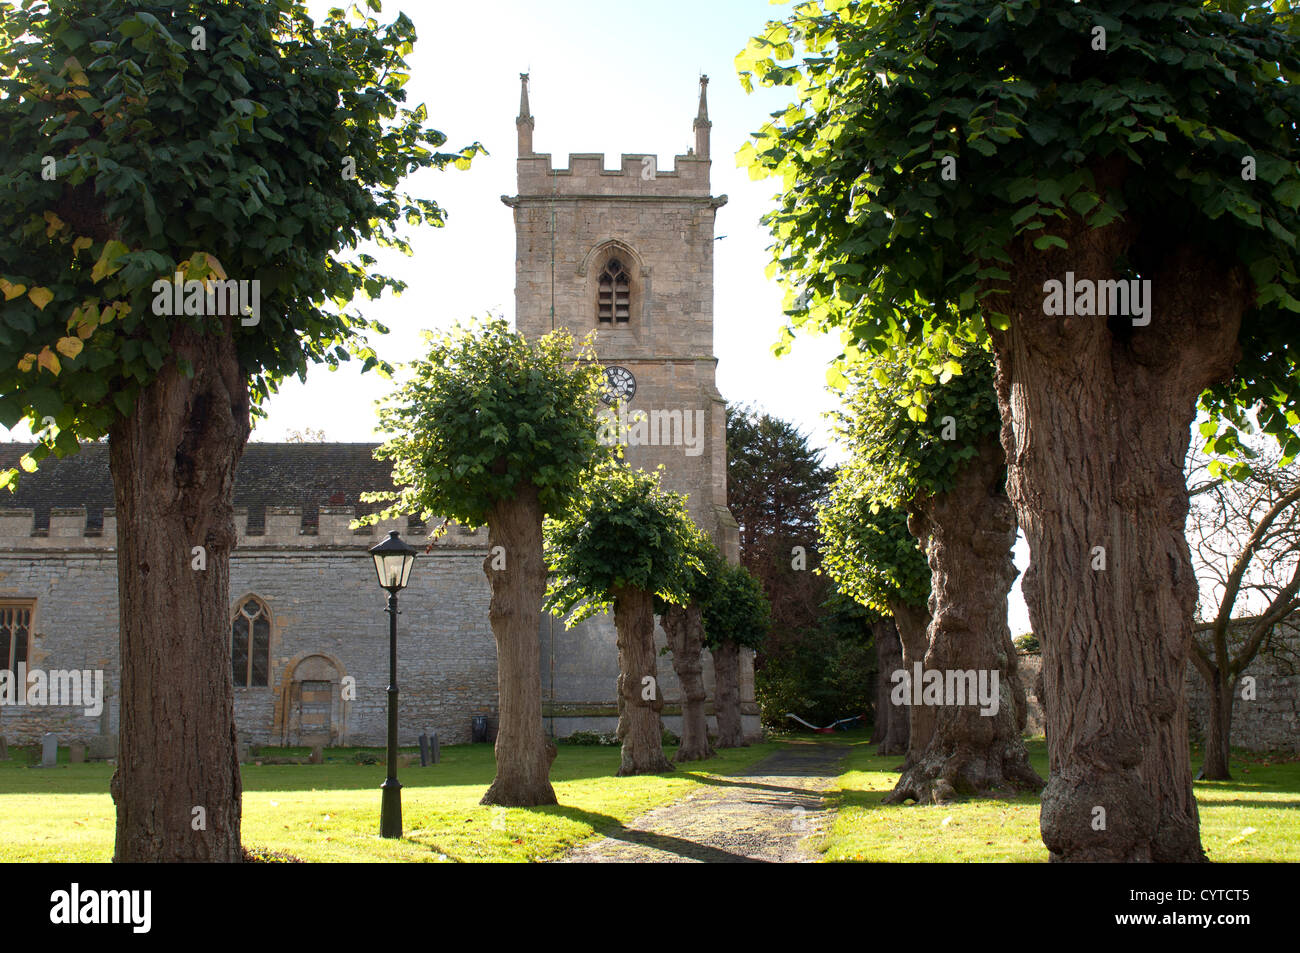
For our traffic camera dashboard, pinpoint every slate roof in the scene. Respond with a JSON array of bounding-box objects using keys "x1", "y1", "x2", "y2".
[{"x1": 0, "y1": 442, "x2": 398, "y2": 532}]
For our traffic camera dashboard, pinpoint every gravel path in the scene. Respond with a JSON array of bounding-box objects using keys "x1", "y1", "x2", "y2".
[{"x1": 559, "y1": 743, "x2": 851, "y2": 863}]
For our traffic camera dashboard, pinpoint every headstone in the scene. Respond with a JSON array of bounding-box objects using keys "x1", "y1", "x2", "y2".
[
  {"x1": 309, "y1": 744, "x2": 323, "y2": 765},
  {"x1": 0, "y1": 735, "x2": 8, "y2": 761},
  {"x1": 237, "y1": 741, "x2": 251, "y2": 764},
  {"x1": 69, "y1": 743, "x2": 86, "y2": 764},
  {"x1": 88, "y1": 733, "x2": 118, "y2": 760},
  {"x1": 41, "y1": 733, "x2": 58, "y2": 768},
  {"x1": 418, "y1": 732, "x2": 430, "y2": 767},
  {"x1": 430, "y1": 730, "x2": 440, "y2": 764}
]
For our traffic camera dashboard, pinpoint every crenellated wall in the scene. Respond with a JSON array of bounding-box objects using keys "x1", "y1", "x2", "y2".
[{"x1": 0, "y1": 506, "x2": 488, "y2": 550}]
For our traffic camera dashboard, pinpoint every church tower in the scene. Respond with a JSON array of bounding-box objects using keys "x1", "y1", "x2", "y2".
[
  {"x1": 504, "y1": 75, "x2": 756, "y2": 741},
  {"x1": 504, "y1": 74, "x2": 738, "y2": 560}
]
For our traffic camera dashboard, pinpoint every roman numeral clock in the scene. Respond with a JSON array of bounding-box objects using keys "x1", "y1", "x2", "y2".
[{"x1": 600, "y1": 365, "x2": 636, "y2": 406}]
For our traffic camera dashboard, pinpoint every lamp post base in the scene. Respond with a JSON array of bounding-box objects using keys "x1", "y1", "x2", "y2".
[{"x1": 380, "y1": 778, "x2": 403, "y2": 838}]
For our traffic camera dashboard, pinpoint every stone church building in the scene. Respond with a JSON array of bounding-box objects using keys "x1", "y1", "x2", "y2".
[{"x1": 0, "y1": 77, "x2": 760, "y2": 750}]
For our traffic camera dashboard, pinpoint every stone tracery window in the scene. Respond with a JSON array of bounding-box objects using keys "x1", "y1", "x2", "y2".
[
  {"x1": 231, "y1": 597, "x2": 271, "y2": 688},
  {"x1": 0, "y1": 602, "x2": 32, "y2": 674},
  {"x1": 597, "y1": 258, "x2": 631, "y2": 324}
]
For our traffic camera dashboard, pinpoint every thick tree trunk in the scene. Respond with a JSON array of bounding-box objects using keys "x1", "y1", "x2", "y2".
[
  {"x1": 481, "y1": 484, "x2": 557, "y2": 805},
  {"x1": 987, "y1": 204, "x2": 1249, "y2": 861},
  {"x1": 871, "y1": 617, "x2": 910, "y2": 756},
  {"x1": 108, "y1": 317, "x2": 249, "y2": 862},
  {"x1": 711, "y1": 640, "x2": 746, "y2": 748},
  {"x1": 887, "y1": 598, "x2": 934, "y2": 767},
  {"x1": 885, "y1": 436, "x2": 1043, "y2": 804},
  {"x1": 1201, "y1": 671, "x2": 1235, "y2": 781},
  {"x1": 663, "y1": 603, "x2": 714, "y2": 762},
  {"x1": 613, "y1": 586, "x2": 672, "y2": 775}
]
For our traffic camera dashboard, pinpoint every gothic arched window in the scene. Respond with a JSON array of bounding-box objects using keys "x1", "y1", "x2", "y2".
[
  {"x1": 597, "y1": 259, "x2": 631, "y2": 324},
  {"x1": 231, "y1": 597, "x2": 271, "y2": 687}
]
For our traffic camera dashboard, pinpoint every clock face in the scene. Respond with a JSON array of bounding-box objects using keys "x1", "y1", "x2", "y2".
[{"x1": 600, "y1": 365, "x2": 636, "y2": 406}]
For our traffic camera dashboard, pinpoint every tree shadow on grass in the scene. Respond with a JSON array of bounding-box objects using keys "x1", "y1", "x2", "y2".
[{"x1": 536, "y1": 803, "x2": 763, "y2": 863}]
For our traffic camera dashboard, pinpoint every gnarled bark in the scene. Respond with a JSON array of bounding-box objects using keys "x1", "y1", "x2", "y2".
[
  {"x1": 662, "y1": 603, "x2": 714, "y2": 762},
  {"x1": 108, "y1": 315, "x2": 249, "y2": 862},
  {"x1": 887, "y1": 598, "x2": 933, "y2": 767},
  {"x1": 884, "y1": 436, "x2": 1043, "y2": 804},
  {"x1": 871, "y1": 617, "x2": 909, "y2": 756},
  {"x1": 481, "y1": 484, "x2": 557, "y2": 805},
  {"x1": 710, "y1": 640, "x2": 746, "y2": 748},
  {"x1": 988, "y1": 202, "x2": 1249, "y2": 861},
  {"x1": 613, "y1": 586, "x2": 672, "y2": 775}
]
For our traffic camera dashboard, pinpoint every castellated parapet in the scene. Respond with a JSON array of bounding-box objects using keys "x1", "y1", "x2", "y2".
[
  {"x1": 0, "y1": 506, "x2": 488, "y2": 551},
  {"x1": 512, "y1": 151, "x2": 716, "y2": 199}
]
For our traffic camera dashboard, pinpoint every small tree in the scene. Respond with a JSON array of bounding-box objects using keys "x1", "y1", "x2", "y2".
[
  {"x1": 1186, "y1": 440, "x2": 1300, "y2": 780},
  {"x1": 702, "y1": 561, "x2": 770, "y2": 748},
  {"x1": 367, "y1": 320, "x2": 604, "y2": 806},
  {"x1": 657, "y1": 538, "x2": 723, "y2": 763},
  {"x1": 0, "y1": 0, "x2": 476, "y2": 860},
  {"x1": 818, "y1": 476, "x2": 929, "y2": 761},
  {"x1": 545, "y1": 460, "x2": 704, "y2": 775}
]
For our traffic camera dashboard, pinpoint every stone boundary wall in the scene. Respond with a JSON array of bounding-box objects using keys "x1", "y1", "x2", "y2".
[{"x1": 1016, "y1": 617, "x2": 1300, "y2": 752}]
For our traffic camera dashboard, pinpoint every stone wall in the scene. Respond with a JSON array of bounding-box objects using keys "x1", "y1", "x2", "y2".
[
  {"x1": 0, "y1": 510, "x2": 760, "y2": 747},
  {"x1": 1016, "y1": 617, "x2": 1300, "y2": 752}
]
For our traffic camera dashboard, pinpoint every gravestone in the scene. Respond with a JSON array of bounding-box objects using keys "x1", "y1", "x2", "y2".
[
  {"x1": 418, "y1": 732, "x2": 430, "y2": 767},
  {"x1": 309, "y1": 744, "x2": 323, "y2": 765},
  {"x1": 0, "y1": 734, "x2": 8, "y2": 761},
  {"x1": 430, "y1": 730, "x2": 440, "y2": 764},
  {"x1": 69, "y1": 743, "x2": 86, "y2": 764},
  {"x1": 238, "y1": 740, "x2": 251, "y2": 764},
  {"x1": 41, "y1": 733, "x2": 57, "y2": 768},
  {"x1": 88, "y1": 734, "x2": 118, "y2": 760}
]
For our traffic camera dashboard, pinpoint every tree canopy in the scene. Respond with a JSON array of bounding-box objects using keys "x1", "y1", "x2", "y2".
[
  {"x1": 817, "y1": 472, "x2": 929, "y2": 616},
  {"x1": 0, "y1": 0, "x2": 480, "y2": 482},
  {"x1": 701, "y1": 561, "x2": 772, "y2": 652},
  {"x1": 737, "y1": 0, "x2": 1300, "y2": 455},
  {"x1": 544, "y1": 460, "x2": 707, "y2": 625},
  {"x1": 832, "y1": 338, "x2": 999, "y2": 508},
  {"x1": 366, "y1": 319, "x2": 605, "y2": 529}
]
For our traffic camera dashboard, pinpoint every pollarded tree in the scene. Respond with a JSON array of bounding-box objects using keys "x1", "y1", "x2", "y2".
[
  {"x1": 545, "y1": 460, "x2": 705, "y2": 775},
  {"x1": 0, "y1": 0, "x2": 477, "y2": 861},
  {"x1": 740, "y1": 0, "x2": 1300, "y2": 862},
  {"x1": 835, "y1": 342, "x2": 1041, "y2": 804},
  {"x1": 657, "y1": 537, "x2": 724, "y2": 763},
  {"x1": 367, "y1": 320, "x2": 604, "y2": 806},
  {"x1": 818, "y1": 468, "x2": 929, "y2": 762},
  {"x1": 702, "y1": 561, "x2": 771, "y2": 748}
]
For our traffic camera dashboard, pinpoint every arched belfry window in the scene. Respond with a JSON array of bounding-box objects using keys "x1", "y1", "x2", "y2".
[
  {"x1": 597, "y1": 259, "x2": 631, "y2": 324},
  {"x1": 231, "y1": 596, "x2": 271, "y2": 688}
]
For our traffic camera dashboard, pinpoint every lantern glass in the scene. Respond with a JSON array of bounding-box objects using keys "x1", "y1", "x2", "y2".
[{"x1": 369, "y1": 532, "x2": 417, "y2": 591}]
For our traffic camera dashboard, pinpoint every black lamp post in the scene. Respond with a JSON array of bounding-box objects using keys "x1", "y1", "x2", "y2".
[{"x1": 369, "y1": 530, "x2": 417, "y2": 839}]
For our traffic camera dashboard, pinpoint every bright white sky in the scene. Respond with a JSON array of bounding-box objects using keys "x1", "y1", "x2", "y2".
[{"x1": 3, "y1": 0, "x2": 1038, "y2": 635}]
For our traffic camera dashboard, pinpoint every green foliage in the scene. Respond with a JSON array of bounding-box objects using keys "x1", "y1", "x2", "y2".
[
  {"x1": 755, "y1": 590, "x2": 875, "y2": 728},
  {"x1": 653, "y1": 534, "x2": 724, "y2": 616},
  {"x1": 1014, "y1": 631, "x2": 1040, "y2": 653},
  {"x1": 544, "y1": 461, "x2": 707, "y2": 625},
  {"x1": 737, "y1": 0, "x2": 1300, "y2": 451},
  {"x1": 701, "y1": 561, "x2": 771, "y2": 651},
  {"x1": 365, "y1": 319, "x2": 604, "y2": 528},
  {"x1": 0, "y1": 0, "x2": 481, "y2": 482},
  {"x1": 834, "y1": 338, "x2": 999, "y2": 507},
  {"x1": 817, "y1": 465, "x2": 929, "y2": 615}
]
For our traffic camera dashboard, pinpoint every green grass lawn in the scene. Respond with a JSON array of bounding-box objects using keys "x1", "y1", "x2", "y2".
[
  {"x1": 3, "y1": 733, "x2": 1296, "y2": 862},
  {"x1": 818, "y1": 735, "x2": 1300, "y2": 862},
  {"x1": 0, "y1": 740, "x2": 780, "y2": 863}
]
